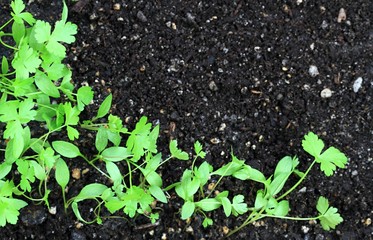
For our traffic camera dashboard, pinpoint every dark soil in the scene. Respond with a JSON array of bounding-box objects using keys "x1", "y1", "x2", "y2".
[{"x1": 1, "y1": 0, "x2": 372, "y2": 239}]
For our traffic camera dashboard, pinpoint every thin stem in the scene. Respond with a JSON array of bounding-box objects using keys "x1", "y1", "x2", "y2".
[
  {"x1": 276, "y1": 160, "x2": 317, "y2": 201},
  {"x1": 0, "y1": 18, "x2": 13, "y2": 31},
  {"x1": 257, "y1": 213, "x2": 320, "y2": 221}
]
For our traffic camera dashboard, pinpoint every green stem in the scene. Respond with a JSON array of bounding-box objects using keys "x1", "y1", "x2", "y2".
[
  {"x1": 257, "y1": 213, "x2": 320, "y2": 221},
  {"x1": 276, "y1": 160, "x2": 316, "y2": 201},
  {"x1": 0, "y1": 18, "x2": 13, "y2": 31}
]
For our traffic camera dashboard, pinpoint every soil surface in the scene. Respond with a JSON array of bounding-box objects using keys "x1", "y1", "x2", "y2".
[{"x1": 0, "y1": 0, "x2": 372, "y2": 239}]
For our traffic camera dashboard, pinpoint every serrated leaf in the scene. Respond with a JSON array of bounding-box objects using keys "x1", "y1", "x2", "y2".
[
  {"x1": 302, "y1": 132, "x2": 324, "y2": 158},
  {"x1": 67, "y1": 126, "x2": 79, "y2": 141},
  {"x1": 232, "y1": 195, "x2": 248, "y2": 216},
  {"x1": 52, "y1": 141, "x2": 81, "y2": 158},
  {"x1": 169, "y1": 140, "x2": 189, "y2": 160},
  {"x1": 96, "y1": 94, "x2": 112, "y2": 119},
  {"x1": 55, "y1": 158, "x2": 69, "y2": 189},
  {"x1": 194, "y1": 141, "x2": 206, "y2": 158},
  {"x1": 318, "y1": 147, "x2": 348, "y2": 177},
  {"x1": 101, "y1": 147, "x2": 131, "y2": 162},
  {"x1": 317, "y1": 196, "x2": 343, "y2": 230}
]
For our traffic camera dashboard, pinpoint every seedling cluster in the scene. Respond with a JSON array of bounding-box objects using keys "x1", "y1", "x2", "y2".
[{"x1": 0, "y1": 0, "x2": 348, "y2": 237}]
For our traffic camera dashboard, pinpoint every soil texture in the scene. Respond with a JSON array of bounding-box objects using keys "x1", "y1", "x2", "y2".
[{"x1": 0, "y1": 0, "x2": 372, "y2": 239}]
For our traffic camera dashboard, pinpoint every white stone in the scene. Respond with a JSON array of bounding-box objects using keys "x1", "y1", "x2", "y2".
[
  {"x1": 353, "y1": 77, "x2": 363, "y2": 93},
  {"x1": 309, "y1": 65, "x2": 319, "y2": 77},
  {"x1": 320, "y1": 88, "x2": 332, "y2": 98}
]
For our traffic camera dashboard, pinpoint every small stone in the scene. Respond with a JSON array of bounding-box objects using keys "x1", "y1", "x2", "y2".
[
  {"x1": 351, "y1": 170, "x2": 358, "y2": 176},
  {"x1": 337, "y1": 8, "x2": 346, "y2": 23},
  {"x1": 113, "y1": 3, "x2": 121, "y2": 11},
  {"x1": 72, "y1": 168, "x2": 81, "y2": 180},
  {"x1": 353, "y1": 77, "x2": 363, "y2": 93},
  {"x1": 75, "y1": 222, "x2": 84, "y2": 229},
  {"x1": 185, "y1": 226, "x2": 193, "y2": 233},
  {"x1": 309, "y1": 65, "x2": 319, "y2": 77},
  {"x1": 210, "y1": 137, "x2": 221, "y2": 144},
  {"x1": 82, "y1": 168, "x2": 90, "y2": 175},
  {"x1": 302, "y1": 226, "x2": 310, "y2": 234},
  {"x1": 298, "y1": 187, "x2": 307, "y2": 193},
  {"x1": 310, "y1": 43, "x2": 315, "y2": 50},
  {"x1": 49, "y1": 206, "x2": 57, "y2": 215},
  {"x1": 208, "y1": 81, "x2": 218, "y2": 91},
  {"x1": 222, "y1": 226, "x2": 229, "y2": 235},
  {"x1": 321, "y1": 20, "x2": 328, "y2": 29},
  {"x1": 137, "y1": 11, "x2": 147, "y2": 22},
  {"x1": 363, "y1": 218, "x2": 371, "y2": 226},
  {"x1": 161, "y1": 233, "x2": 167, "y2": 240},
  {"x1": 207, "y1": 182, "x2": 215, "y2": 191},
  {"x1": 219, "y1": 123, "x2": 226, "y2": 131},
  {"x1": 320, "y1": 88, "x2": 332, "y2": 98}
]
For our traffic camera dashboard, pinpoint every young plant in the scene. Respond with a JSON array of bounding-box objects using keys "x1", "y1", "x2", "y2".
[{"x1": 167, "y1": 132, "x2": 347, "y2": 237}]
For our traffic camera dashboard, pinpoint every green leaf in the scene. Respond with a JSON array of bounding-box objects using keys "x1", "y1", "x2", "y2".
[
  {"x1": 254, "y1": 190, "x2": 267, "y2": 210},
  {"x1": 11, "y1": 0, "x2": 35, "y2": 25},
  {"x1": 52, "y1": 141, "x2": 81, "y2": 158},
  {"x1": 231, "y1": 195, "x2": 248, "y2": 216},
  {"x1": 101, "y1": 147, "x2": 131, "y2": 162},
  {"x1": 169, "y1": 140, "x2": 189, "y2": 160},
  {"x1": 105, "y1": 161, "x2": 122, "y2": 186},
  {"x1": 181, "y1": 201, "x2": 195, "y2": 220},
  {"x1": 1, "y1": 56, "x2": 9, "y2": 74},
  {"x1": 220, "y1": 197, "x2": 232, "y2": 217},
  {"x1": 63, "y1": 102, "x2": 80, "y2": 126},
  {"x1": 12, "y1": 41, "x2": 41, "y2": 80},
  {"x1": 96, "y1": 94, "x2": 112, "y2": 119},
  {"x1": 0, "y1": 195, "x2": 28, "y2": 226},
  {"x1": 316, "y1": 196, "x2": 343, "y2": 230},
  {"x1": 77, "y1": 86, "x2": 93, "y2": 111},
  {"x1": 302, "y1": 132, "x2": 347, "y2": 176},
  {"x1": 55, "y1": 158, "x2": 69, "y2": 189},
  {"x1": 232, "y1": 165, "x2": 266, "y2": 183},
  {"x1": 66, "y1": 126, "x2": 79, "y2": 141},
  {"x1": 74, "y1": 183, "x2": 108, "y2": 202},
  {"x1": 318, "y1": 147, "x2": 348, "y2": 177},
  {"x1": 149, "y1": 185, "x2": 167, "y2": 203},
  {"x1": 126, "y1": 116, "x2": 153, "y2": 161},
  {"x1": 121, "y1": 186, "x2": 154, "y2": 218},
  {"x1": 273, "y1": 200, "x2": 289, "y2": 217},
  {"x1": 212, "y1": 153, "x2": 245, "y2": 176},
  {"x1": 195, "y1": 198, "x2": 221, "y2": 212},
  {"x1": 194, "y1": 161, "x2": 212, "y2": 186},
  {"x1": 302, "y1": 132, "x2": 325, "y2": 157},
  {"x1": 34, "y1": 70, "x2": 60, "y2": 98},
  {"x1": 194, "y1": 141, "x2": 206, "y2": 158},
  {"x1": 202, "y1": 217, "x2": 213, "y2": 228},
  {"x1": 95, "y1": 127, "x2": 108, "y2": 152},
  {"x1": 29, "y1": 161, "x2": 46, "y2": 181},
  {"x1": 142, "y1": 169, "x2": 162, "y2": 187},
  {"x1": 0, "y1": 163, "x2": 12, "y2": 179}
]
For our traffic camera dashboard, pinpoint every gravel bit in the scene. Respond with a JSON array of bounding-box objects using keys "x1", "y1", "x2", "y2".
[
  {"x1": 320, "y1": 88, "x2": 332, "y2": 98},
  {"x1": 353, "y1": 77, "x2": 363, "y2": 93}
]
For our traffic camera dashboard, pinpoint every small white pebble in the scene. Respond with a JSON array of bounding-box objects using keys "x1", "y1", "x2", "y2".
[
  {"x1": 351, "y1": 170, "x2": 358, "y2": 176},
  {"x1": 309, "y1": 65, "x2": 319, "y2": 77},
  {"x1": 337, "y1": 8, "x2": 346, "y2": 23},
  {"x1": 49, "y1": 206, "x2": 57, "y2": 215},
  {"x1": 353, "y1": 77, "x2": 363, "y2": 93},
  {"x1": 302, "y1": 226, "x2": 310, "y2": 234},
  {"x1": 298, "y1": 187, "x2": 307, "y2": 193},
  {"x1": 320, "y1": 88, "x2": 332, "y2": 98}
]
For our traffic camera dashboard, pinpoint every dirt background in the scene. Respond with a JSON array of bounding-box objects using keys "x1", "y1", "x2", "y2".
[{"x1": 0, "y1": 0, "x2": 372, "y2": 239}]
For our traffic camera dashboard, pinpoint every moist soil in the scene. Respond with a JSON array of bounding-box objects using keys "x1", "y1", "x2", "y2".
[{"x1": 0, "y1": 0, "x2": 372, "y2": 239}]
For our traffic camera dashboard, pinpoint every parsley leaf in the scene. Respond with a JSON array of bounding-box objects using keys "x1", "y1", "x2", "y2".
[{"x1": 316, "y1": 196, "x2": 343, "y2": 230}]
